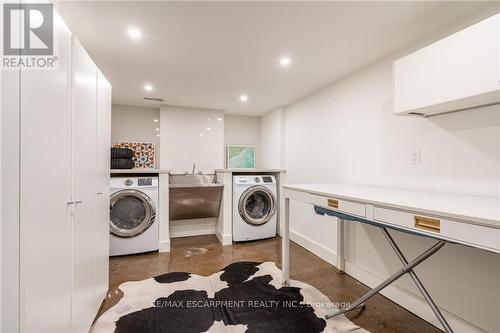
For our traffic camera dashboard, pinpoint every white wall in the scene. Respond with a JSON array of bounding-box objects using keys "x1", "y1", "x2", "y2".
[
  {"x1": 285, "y1": 62, "x2": 499, "y2": 196},
  {"x1": 260, "y1": 107, "x2": 285, "y2": 169},
  {"x1": 111, "y1": 104, "x2": 161, "y2": 165},
  {"x1": 279, "y1": 12, "x2": 500, "y2": 333},
  {"x1": 283, "y1": 58, "x2": 500, "y2": 333},
  {"x1": 160, "y1": 105, "x2": 224, "y2": 174},
  {"x1": 224, "y1": 115, "x2": 261, "y2": 167}
]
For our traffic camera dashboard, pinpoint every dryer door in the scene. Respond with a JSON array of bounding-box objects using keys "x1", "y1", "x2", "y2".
[
  {"x1": 110, "y1": 189, "x2": 156, "y2": 237},
  {"x1": 238, "y1": 185, "x2": 277, "y2": 226}
]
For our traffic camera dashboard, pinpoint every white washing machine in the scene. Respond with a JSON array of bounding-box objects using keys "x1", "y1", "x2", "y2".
[
  {"x1": 233, "y1": 175, "x2": 278, "y2": 242},
  {"x1": 109, "y1": 177, "x2": 159, "y2": 256}
]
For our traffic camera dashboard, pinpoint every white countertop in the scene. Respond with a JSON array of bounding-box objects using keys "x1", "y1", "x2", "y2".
[
  {"x1": 215, "y1": 168, "x2": 286, "y2": 173},
  {"x1": 110, "y1": 169, "x2": 170, "y2": 174},
  {"x1": 110, "y1": 168, "x2": 285, "y2": 175},
  {"x1": 284, "y1": 183, "x2": 500, "y2": 228}
]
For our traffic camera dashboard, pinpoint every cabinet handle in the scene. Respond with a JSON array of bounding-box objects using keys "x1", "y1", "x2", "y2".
[
  {"x1": 414, "y1": 216, "x2": 440, "y2": 233},
  {"x1": 327, "y1": 198, "x2": 339, "y2": 209},
  {"x1": 97, "y1": 192, "x2": 103, "y2": 195},
  {"x1": 67, "y1": 200, "x2": 83, "y2": 205}
]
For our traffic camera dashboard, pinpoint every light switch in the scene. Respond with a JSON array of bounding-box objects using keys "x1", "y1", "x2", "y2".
[{"x1": 411, "y1": 149, "x2": 421, "y2": 165}]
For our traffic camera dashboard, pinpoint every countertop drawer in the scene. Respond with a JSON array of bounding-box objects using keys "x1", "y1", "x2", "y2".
[
  {"x1": 374, "y1": 207, "x2": 500, "y2": 252},
  {"x1": 311, "y1": 194, "x2": 366, "y2": 218}
]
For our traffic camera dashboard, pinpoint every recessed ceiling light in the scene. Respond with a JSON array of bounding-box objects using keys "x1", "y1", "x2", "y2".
[
  {"x1": 127, "y1": 26, "x2": 141, "y2": 40},
  {"x1": 155, "y1": 128, "x2": 160, "y2": 131},
  {"x1": 144, "y1": 84, "x2": 153, "y2": 92},
  {"x1": 200, "y1": 133, "x2": 204, "y2": 137},
  {"x1": 156, "y1": 134, "x2": 160, "y2": 137},
  {"x1": 207, "y1": 127, "x2": 211, "y2": 131},
  {"x1": 217, "y1": 117, "x2": 222, "y2": 121},
  {"x1": 154, "y1": 119, "x2": 158, "y2": 123},
  {"x1": 280, "y1": 56, "x2": 291, "y2": 67},
  {"x1": 240, "y1": 94, "x2": 248, "y2": 102}
]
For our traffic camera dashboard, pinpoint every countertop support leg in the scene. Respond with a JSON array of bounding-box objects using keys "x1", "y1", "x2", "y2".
[
  {"x1": 282, "y1": 197, "x2": 290, "y2": 286},
  {"x1": 337, "y1": 218, "x2": 345, "y2": 274}
]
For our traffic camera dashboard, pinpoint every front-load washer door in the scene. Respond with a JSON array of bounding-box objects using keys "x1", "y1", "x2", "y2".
[
  {"x1": 110, "y1": 189, "x2": 156, "y2": 237},
  {"x1": 238, "y1": 185, "x2": 277, "y2": 226}
]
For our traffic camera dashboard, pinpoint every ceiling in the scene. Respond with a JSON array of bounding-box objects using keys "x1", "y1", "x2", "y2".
[{"x1": 58, "y1": 1, "x2": 493, "y2": 115}]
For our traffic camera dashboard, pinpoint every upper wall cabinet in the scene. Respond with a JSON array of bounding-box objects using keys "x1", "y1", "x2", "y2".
[{"x1": 393, "y1": 14, "x2": 500, "y2": 116}]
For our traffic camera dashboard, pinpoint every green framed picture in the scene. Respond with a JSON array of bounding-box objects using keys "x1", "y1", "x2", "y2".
[{"x1": 227, "y1": 145, "x2": 256, "y2": 169}]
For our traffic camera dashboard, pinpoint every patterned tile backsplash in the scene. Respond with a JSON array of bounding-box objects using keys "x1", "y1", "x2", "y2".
[{"x1": 113, "y1": 142, "x2": 156, "y2": 168}]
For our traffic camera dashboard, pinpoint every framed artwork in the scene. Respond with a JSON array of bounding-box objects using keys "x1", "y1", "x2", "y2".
[
  {"x1": 227, "y1": 145, "x2": 256, "y2": 169},
  {"x1": 114, "y1": 142, "x2": 156, "y2": 168}
]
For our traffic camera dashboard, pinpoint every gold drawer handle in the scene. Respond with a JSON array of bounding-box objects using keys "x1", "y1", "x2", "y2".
[
  {"x1": 327, "y1": 198, "x2": 339, "y2": 209},
  {"x1": 414, "y1": 216, "x2": 440, "y2": 233}
]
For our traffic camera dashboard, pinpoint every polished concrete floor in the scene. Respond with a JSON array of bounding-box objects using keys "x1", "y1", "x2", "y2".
[{"x1": 100, "y1": 235, "x2": 442, "y2": 333}]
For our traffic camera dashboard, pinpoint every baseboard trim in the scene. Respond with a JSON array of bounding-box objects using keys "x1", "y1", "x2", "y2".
[
  {"x1": 170, "y1": 226, "x2": 216, "y2": 238},
  {"x1": 289, "y1": 228, "x2": 487, "y2": 333},
  {"x1": 289, "y1": 229, "x2": 338, "y2": 267},
  {"x1": 159, "y1": 239, "x2": 170, "y2": 253},
  {"x1": 216, "y1": 231, "x2": 233, "y2": 246}
]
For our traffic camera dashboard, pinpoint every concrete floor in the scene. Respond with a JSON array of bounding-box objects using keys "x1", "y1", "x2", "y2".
[{"x1": 99, "y1": 235, "x2": 442, "y2": 333}]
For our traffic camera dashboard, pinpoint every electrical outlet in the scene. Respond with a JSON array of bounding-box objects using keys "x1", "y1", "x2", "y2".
[{"x1": 411, "y1": 149, "x2": 421, "y2": 165}]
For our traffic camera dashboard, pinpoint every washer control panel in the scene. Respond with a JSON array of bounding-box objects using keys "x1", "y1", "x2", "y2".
[
  {"x1": 110, "y1": 177, "x2": 159, "y2": 189},
  {"x1": 262, "y1": 176, "x2": 273, "y2": 183},
  {"x1": 234, "y1": 175, "x2": 276, "y2": 185},
  {"x1": 138, "y1": 178, "x2": 153, "y2": 186},
  {"x1": 123, "y1": 178, "x2": 152, "y2": 186}
]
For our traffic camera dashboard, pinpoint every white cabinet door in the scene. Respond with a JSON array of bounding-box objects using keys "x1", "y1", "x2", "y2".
[
  {"x1": 18, "y1": 12, "x2": 73, "y2": 332},
  {"x1": 95, "y1": 70, "x2": 111, "y2": 300},
  {"x1": 393, "y1": 14, "x2": 500, "y2": 116},
  {"x1": 72, "y1": 37, "x2": 99, "y2": 333}
]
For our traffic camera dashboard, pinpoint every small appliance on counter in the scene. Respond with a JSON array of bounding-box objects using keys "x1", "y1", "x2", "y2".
[
  {"x1": 114, "y1": 142, "x2": 156, "y2": 168},
  {"x1": 111, "y1": 147, "x2": 135, "y2": 169}
]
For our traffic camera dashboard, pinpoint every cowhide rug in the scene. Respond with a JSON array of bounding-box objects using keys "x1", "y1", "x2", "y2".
[{"x1": 92, "y1": 261, "x2": 369, "y2": 333}]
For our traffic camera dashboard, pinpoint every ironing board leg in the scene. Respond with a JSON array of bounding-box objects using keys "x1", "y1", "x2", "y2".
[
  {"x1": 381, "y1": 228, "x2": 453, "y2": 333},
  {"x1": 325, "y1": 235, "x2": 450, "y2": 333}
]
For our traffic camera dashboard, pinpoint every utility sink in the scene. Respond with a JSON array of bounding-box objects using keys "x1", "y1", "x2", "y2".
[{"x1": 169, "y1": 174, "x2": 223, "y2": 221}]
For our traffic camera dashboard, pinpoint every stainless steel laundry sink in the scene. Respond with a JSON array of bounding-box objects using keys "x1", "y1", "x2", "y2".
[{"x1": 169, "y1": 174, "x2": 223, "y2": 220}]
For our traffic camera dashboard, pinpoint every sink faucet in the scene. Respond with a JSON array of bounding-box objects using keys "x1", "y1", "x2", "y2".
[{"x1": 192, "y1": 163, "x2": 196, "y2": 174}]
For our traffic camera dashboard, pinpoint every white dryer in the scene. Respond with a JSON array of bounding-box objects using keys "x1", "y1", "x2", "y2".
[
  {"x1": 109, "y1": 177, "x2": 159, "y2": 256},
  {"x1": 233, "y1": 175, "x2": 277, "y2": 242}
]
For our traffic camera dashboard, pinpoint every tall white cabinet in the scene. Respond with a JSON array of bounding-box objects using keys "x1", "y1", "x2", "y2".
[
  {"x1": 19, "y1": 13, "x2": 74, "y2": 333},
  {"x1": 2, "y1": 9, "x2": 111, "y2": 333},
  {"x1": 96, "y1": 70, "x2": 112, "y2": 314},
  {"x1": 72, "y1": 38, "x2": 110, "y2": 333}
]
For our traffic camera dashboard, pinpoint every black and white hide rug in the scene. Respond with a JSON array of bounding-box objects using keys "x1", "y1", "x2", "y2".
[{"x1": 92, "y1": 262, "x2": 369, "y2": 333}]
